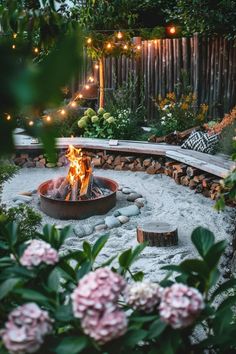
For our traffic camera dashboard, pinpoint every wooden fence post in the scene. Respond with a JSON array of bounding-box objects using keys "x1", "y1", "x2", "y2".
[{"x1": 99, "y1": 56, "x2": 105, "y2": 108}]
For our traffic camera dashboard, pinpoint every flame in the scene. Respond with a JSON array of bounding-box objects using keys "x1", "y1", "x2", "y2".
[{"x1": 65, "y1": 145, "x2": 93, "y2": 199}]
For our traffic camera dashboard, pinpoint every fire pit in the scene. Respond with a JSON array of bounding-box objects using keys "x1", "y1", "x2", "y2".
[{"x1": 38, "y1": 146, "x2": 118, "y2": 220}]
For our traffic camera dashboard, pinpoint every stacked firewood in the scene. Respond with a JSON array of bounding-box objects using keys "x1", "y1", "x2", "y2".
[{"x1": 164, "y1": 161, "x2": 221, "y2": 200}]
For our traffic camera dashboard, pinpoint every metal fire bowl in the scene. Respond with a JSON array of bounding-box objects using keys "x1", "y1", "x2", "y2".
[{"x1": 38, "y1": 176, "x2": 118, "y2": 220}]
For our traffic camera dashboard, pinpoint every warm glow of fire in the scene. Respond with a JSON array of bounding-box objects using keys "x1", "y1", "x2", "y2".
[{"x1": 65, "y1": 145, "x2": 93, "y2": 199}]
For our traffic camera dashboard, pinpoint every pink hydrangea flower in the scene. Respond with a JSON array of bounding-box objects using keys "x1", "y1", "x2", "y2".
[
  {"x1": 71, "y1": 267, "x2": 126, "y2": 318},
  {"x1": 81, "y1": 308, "x2": 127, "y2": 344},
  {"x1": 1, "y1": 303, "x2": 53, "y2": 353},
  {"x1": 159, "y1": 283, "x2": 204, "y2": 329},
  {"x1": 20, "y1": 240, "x2": 58, "y2": 268},
  {"x1": 124, "y1": 281, "x2": 163, "y2": 313}
]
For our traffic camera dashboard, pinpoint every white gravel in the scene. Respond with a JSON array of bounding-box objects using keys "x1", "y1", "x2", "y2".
[{"x1": 2, "y1": 167, "x2": 235, "y2": 281}]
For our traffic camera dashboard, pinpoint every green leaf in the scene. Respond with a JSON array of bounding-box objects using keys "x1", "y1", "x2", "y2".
[
  {"x1": 83, "y1": 241, "x2": 92, "y2": 260},
  {"x1": 148, "y1": 318, "x2": 167, "y2": 339},
  {"x1": 122, "y1": 329, "x2": 147, "y2": 347},
  {"x1": 54, "y1": 304, "x2": 74, "y2": 322},
  {"x1": 119, "y1": 249, "x2": 132, "y2": 268},
  {"x1": 204, "y1": 240, "x2": 227, "y2": 269},
  {"x1": 132, "y1": 271, "x2": 144, "y2": 281},
  {"x1": 13, "y1": 289, "x2": 52, "y2": 306},
  {"x1": 191, "y1": 227, "x2": 215, "y2": 258},
  {"x1": 6, "y1": 221, "x2": 18, "y2": 246},
  {"x1": 180, "y1": 259, "x2": 209, "y2": 278},
  {"x1": 77, "y1": 261, "x2": 92, "y2": 280},
  {"x1": 55, "y1": 336, "x2": 88, "y2": 354},
  {"x1": 92, "y1": 234, "x2": 109, "y2": 259},
  {"x1": 161, "y1": 265, "x2": 183, "y2": 272},
  {"x1": 48, "y1": 267, "x2": 60, "y2": 292},
  {"x1": 211, "y1": 278, "x2": 236, "y2": 300},
  {"x1": 0, "y1": 278, "x2": 21, "y2": 300}
]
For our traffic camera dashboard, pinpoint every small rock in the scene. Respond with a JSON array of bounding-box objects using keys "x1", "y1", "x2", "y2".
[
  {"x1": 122, "y1": 187, "x2": 133, "y2": 194},
  {"x1": 13, "y1": 195, "x2": 32, "y2": 203},
  {"x1": 105, "y1": 216, "x2": 121, "y2": 229},
  {"x1": 84, "y1": 225, "x2": 94, "y2": 236},
  {"x1": 46, "y1": 162, "x2": 56, "y2": 168},
  {"x1": 95, "y1": 224, "x2": 107, "y2": 232},
  {"x1": 117, "y1": 215, "x2": 129, "y2": 224},
  {"x1": 55, "y1": 225, "x2": 63, "y2": 230},
  {"x1": 116, "y1": 205, "x2": 140, "y2": 217},
  {"x1": 73, "y1": 226, "x2": 86, "y2": 238},
  {"x1": 134, "y1": 197, "x2": 146, "y2": 208},
  {"x1": 36, "y1": 161, "x2": 45, "y2": 168},
  {"x1": 19, "y1": 191, "x2": 33, "y2": 197},
  {"x1": 94, "y1": 219, "x2": 105, "y2": 227},
  {"x1": 127, "y1": 193, "x2": 142, "y2": 202},
  {"x1": 113, "y1": 210, "x2": 120, "y2": 217},
  {"x1": 57, "y1": 162, "x2": 63, "y2": 167},
  {"x1": 23, "y1": 161, "x2": 36, "y2": 168}
]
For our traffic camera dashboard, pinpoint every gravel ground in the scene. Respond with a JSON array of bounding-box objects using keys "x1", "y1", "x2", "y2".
[{"x1": 2, "y1": 167, "x2": 235, "y2": 282}]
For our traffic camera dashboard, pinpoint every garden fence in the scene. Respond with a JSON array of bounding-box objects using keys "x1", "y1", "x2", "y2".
[{"x1": 72, "y1": 34, "x2": 236, "y2": 122}]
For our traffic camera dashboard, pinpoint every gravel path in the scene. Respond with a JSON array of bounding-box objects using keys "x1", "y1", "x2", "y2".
[{"x1": 2, "y1": 167, "x2": 235, "y2": 281}]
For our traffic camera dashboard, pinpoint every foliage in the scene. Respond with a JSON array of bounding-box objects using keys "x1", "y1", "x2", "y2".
[
  {"x1": 3, "y1": 205, "x2": 42, "y2": 243},
  {"x1": 218, "y1": 121, "x2": 236, "y2": 155},
  {"x1": 0, "y1": 162, "x2": 19, "y2": 202},
  {"x1": 0, "y1": 223, "x2": 236, "y2": 353},
  {"x1": 78, "y1": 108, "x2": 117, "y2": 139},
  {"x1": 154, "y1": 91, "x2": 208, "y2": 136},
  {"x1": 0, "y1": 0, "x2": 83, "y2": 161},
  {"x1": 164, "y1": 0, "x2": 236, "y2": 39}
]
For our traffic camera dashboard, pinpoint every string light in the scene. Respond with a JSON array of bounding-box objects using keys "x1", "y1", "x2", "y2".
[
  {"x1": 70, "y1": 101, "x2": 77, "y2": 108},
  {"x1": 6, "y1": 114, "x2": 11, "y2": 121},
  {"x1": 123, "y1": 44, "x2": 128, "y2": 50},
  {"x1": 46, "y1": 115, "x2": 51, "y2": 122},
  {"x1": 34, "y1": 47, "x2": 39, "y2": 54},
  {"x1": 136, "y1": 45, "x2": 141, "y2": 50},
  {"x1": 12, "y1": 44, "x2": 16, "y2": 49},
  {"x1": 78, "y1": 94, "x2": 83, "y2": 99},
  {"x1": 94, "y1": 64, "x2": 99, "y2": 69},
  {"x1": 29, "y1": 120, "x2": 34, "y2": 126},
  {"x1": 169, "y1": 26, "x2": 176, "y2": 34},
  {"x1": 106, "y1": 42, "x2": 112, "y2": 49},
  {"x1": 13, "y1": 33, "x2": 17, "y2": 39},
  {"x1": 60, "y1": 109, "x2": 66, "y2": 115},
  {"x1": 85, "y1": 85, "x2": 90, "y2": 90},
  {"x1": 117, "y1": 31, "x2": 123, "y2": 39},
  {"x1": 88, "y1": 76, "x2": 94, "y2": 82},
  {"x1": 87, "y1": 37, "x2": 92, "y2": 44}
]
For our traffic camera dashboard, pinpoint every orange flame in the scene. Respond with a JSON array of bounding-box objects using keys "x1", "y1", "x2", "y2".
[{"x1": 65, "y1": 145, "x2": 93, "y2": 199}]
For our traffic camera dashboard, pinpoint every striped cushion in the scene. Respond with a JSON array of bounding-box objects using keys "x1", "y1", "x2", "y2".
[{"x1": 181, "y1": 131, "x2": 219, "y2": 154}]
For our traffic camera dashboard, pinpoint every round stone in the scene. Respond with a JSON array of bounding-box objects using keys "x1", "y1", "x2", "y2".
[
  {"x1": 122, "y1": 187, "x2": 133, "y2": 194},
  {"x1": 127, "y1": 193, "x2": 142, "y2": 202},
  {"x1": 105, "y1": 216, "x2": 121, "y2": 229},
  {"x1": 134, "y1": 197, "x2": 146, "y2": 208},
  {"x1": 117, "y1": 215, "x2": 129, "y2": 224},
  {"x1": 95, "y1": 224, "x2": 107, "y2": 232}
]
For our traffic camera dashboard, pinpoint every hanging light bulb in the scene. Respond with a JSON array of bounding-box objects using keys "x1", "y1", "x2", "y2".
[
  {"x1": 29, "y1": 120, "x2": 34, "y2": 126},
  {"x1": 13, "y1": 33, "x2": 17, "y2": 39},
  {"x1": 87, "y1": 37, "x2": 92, "y2": 44},
  {"x1": 117, "y1": 31, "x2": 123, "y2": 39},
  {"x1": 6, "y1": 114, "x2": 11, "y2": 121},
  {"x1": 123, "y1": 44, "x2": 128, "y2": 50},
  {"x1": 60, "y1": 109, "x2": 66, "y2": 115},
  {"x1": 169, "y1": 26, "x2": 176, "y2": 34},
  {"x1": 85, "y1": 85, "x2": 90, "y2": 90},
  {"x1": 106, "y1": 42, "x2": 112, "y2": 49},
  {"x1": 94, "y1": 64, "x2": 99, "y2": 70},
  {"x1": 136, "y1": 45, "x2": 141, "y2": 50},
  {"x1": 34, "y1": 47, "x2": 39, "y2": 54},
  {"x1": 46, "y1": 115, "x2": 51, "y2": 122},
  {"x1": 12, "y1": 44, "x2": 16, "y2": 49},
  {"x1": 78, "y1": 94, "x2": 83, "y2": 99},
  {"x1": 88, "y1": 76, "x2": 94, "y2": 82}
]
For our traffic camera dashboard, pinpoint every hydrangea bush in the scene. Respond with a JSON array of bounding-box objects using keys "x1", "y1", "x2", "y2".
[{"x1": 0, "y1": 221, "x2": 236, "y2": 354}]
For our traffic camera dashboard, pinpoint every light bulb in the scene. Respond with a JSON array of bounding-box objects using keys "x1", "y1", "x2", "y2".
[
  {"x1": 123, "y1": 44, "x2": 128, "y2": 50},
  {"x1": 85, "y1": 85, "x2": 90, "y2": 90},
  {"x1": 94, "y1": 64, "x2": 99, "y2": 69},
  {"x1": 136, "y1": 45, "x2": 141, "y2": 50},
  {"x1": 12, "y1": 44, "x2": 16, "y2": 49},
  {"x1": 70, "y1": 101, "x2": 77, "y2": 107},
  {"x1": 87, "y1": 37, "x2": 92, "y2": 44},
  {"x1": 6, "y1": 114, "x2": 11, "y2": 121},
  {"x1": 169, "y1": 26, "x2": 176, "y2": 34},
  {"x1": 107, "y1": 42, "x2": 112, "y2": 49},
  {"x1": 13, "y1": 33, "x2": 17, "y2": 39},
  {"x1": 60, "y1": 109, "x2": 66, "y2": 115},
  {"x1": 78, "y1": 94, "x2": 83, "y2": 99},
  {"x1": 34, "y1": 47, "x2": 39, "y2": 53},
  {"x1": 46, "y1": 115, "x2": 51, "y2": 122},
  {"x1": 88, "y1": 76, "x2": 94, "y2": 82},
  {"x1": 117, "y1": 31, "x2": 122, "y2": 39},
  {"x1": 29, "y1": 120, "x2": 34, "y2": 126}
]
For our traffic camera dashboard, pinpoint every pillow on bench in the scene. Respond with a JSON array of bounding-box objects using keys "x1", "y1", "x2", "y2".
[{"x1": 181, "y1": 131, "x2": 219, "y2": 154}]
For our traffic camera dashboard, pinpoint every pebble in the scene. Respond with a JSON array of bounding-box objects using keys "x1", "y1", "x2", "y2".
[
  {"x1": 105, "y1": 216, "x2": 121, "y2": 229},
  {"x1": 73, "y1": 226, "x2": 86, "y2": 238},
  {"x1": 95, "y1": 224, "x2": 107, "y2": 232},
  {"x1": 127, "y1": 193, "x2": 142, "y2": 202},
  {"x1": 116, "y1": 205, "x2": 140, "y2": 217},
  {"x1": 13, "y1": 195, "x2": 32, "y2": 203},
  {"x1": 117, "y1": 215, "x2": 129, "y2": 224},
  {"x1": 122, "y1": 187, "x2": 133, "y2": 194},
  {"x1": 135, "y1": 197, "x2": 146, "y2": 208},
  {"x1": 46, "y1": 163, "x2": 56, "y2": 168},
  {"x1": 94, "y1": 218, "x2": 105, "y2": 227},
  {"x1": 84, "y1": 225, "x2": 94, "y2": 236}
]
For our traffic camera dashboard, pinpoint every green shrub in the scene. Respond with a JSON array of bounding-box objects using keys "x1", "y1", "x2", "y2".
[
  {"x1": 0, "y1": 162, "x2": 19, "y2": 202},
  {"x1": 218, "y1": 121, "x2": 236, "y2": 155}
]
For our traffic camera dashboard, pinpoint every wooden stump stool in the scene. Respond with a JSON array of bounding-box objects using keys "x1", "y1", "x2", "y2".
[{"x1": 137, "y1": 222, "x2": 178, "y2": 247}]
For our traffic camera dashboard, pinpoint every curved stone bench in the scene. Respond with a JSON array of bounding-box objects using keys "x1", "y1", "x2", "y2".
[{"x1": 14, "y1": 135, "x2": 235, "y2": 178}]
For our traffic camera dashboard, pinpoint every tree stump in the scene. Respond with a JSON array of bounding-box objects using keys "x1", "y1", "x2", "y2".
[{"x1": 137, "y1": 222, "x2": 178, "y2": 247}]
